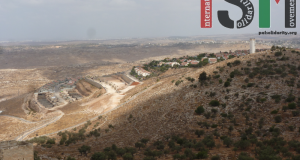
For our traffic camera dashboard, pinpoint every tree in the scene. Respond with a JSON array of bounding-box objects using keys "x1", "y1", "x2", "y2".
[
  {"x1": 168, "y1": 141, "x2": 175, "y2": 148},
  {"x1": 67, "y1": 157, "x2": 76, "y2": 160},
  {"x1": 209, "y1": 100, "x2": 220, "y2": 107},
  {"x1": 274, "y1": 116, "x2": 282, "y2": 123},
  {"x1": 282, "y1": 106, "x2": 288, "y2": 112},
  {"x1": 229, "y1": 126, "x2": 234, "y2": 133},
  {"x1": 78, "y1": 145, "x2": 91, "y2": 156},
  {"x1": 135, "y1": 142, "x2": 145, "y2": 150},
  {"x1": 235, "y1": 140, "x2": 250, "y2": 150},
  {"x1": 125, "y1": 147, "x2": 137, "y2": 156},
  {"x1": 116, "y1": 148, "x2": 126, "y2": 156},
  {"x1": 34, "y1": 151, "x2": 41, "y2": 160},
  {"x1": 107, "y1": 151, "x2": 117, "y2": 160},
  {"x1": 202, "y1": 136, "x2": 215, "y2": 149},
  {"x1": 211, "y1": 109, "x2": 218, "y2": 114},
  {"x1": 173, "y1": 146, "x2": 182, "y2": 153},
  {"x1": 203, "y1": 122, "x2": 210, "y2": 129},
  {"x1": 91, "y1": 152, "x2": 107, "y2": 160},
  {"x1": 223, "y1": 137, "x2": 233, "y2": 147},
  {"x1": 238, "y1": 152, "x2": 254, "y2": 160},
  {"x1": 271, "y1": 45, "x2": 276, "y2": 51},
  {"x1": 123, "y1": 153, "x2": 134, "y2": 160},
  {"x1": 275, "y1": 52, "x2": 283, "y2": 56},
  {"x1": 195, "y1": 130, "x2": 205, "y2": 138},
  {"x1": 211, "y1": 155, "x2": 221, "y2": 160},
  {"x1": 196, "y1": 150, "x2": 208, "y2": 159},
  {"x1": 141, "y1": 138, "x2": 149, "y2": 145},
  {"x1": 195, "y1": 106, "x2": 205, "y2": 115},
  {"x1": 257, "y1": 146, "x2": 281, "y2": 160},
  {"x1": 224, "y1": 81, "x2": 230, "y2": 87},
  {"x1": 199, "y1": 72, "x2": 207, "y2": 82}
]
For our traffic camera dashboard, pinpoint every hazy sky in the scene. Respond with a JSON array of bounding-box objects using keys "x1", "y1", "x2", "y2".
[{"x1": 0, "y1": 0, "x2": 299, "y2": 41}]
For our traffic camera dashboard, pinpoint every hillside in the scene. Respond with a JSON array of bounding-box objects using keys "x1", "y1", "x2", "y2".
[{"x1": 33, "y1": 49, "x2": 300, "y2": 160}]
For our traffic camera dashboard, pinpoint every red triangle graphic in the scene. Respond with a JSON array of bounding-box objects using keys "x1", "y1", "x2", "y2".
[{"x1": 275, "y1": 0, "x2": 280, "y2": 4}]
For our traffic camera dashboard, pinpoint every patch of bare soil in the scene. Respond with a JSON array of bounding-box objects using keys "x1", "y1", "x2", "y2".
[
  {"x1": 0, "y1": 94, "x2": 28, "y2": 118},
  {"x1": 76, "y1": 80, "x2": 98, "y2": 97}
]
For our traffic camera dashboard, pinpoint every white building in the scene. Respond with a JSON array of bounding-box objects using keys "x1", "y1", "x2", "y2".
[
  {"x1": 134, "y1": 67, "x2": 151, "y2": 77},
  {"x1": 208, "y1": 58, "x2": 217, "y2": 64},
  {"x1": 250, "y1": 38, "x2": 255, "y2": 54},
  {"x1": 165, "y1": 62, "x2": 180, "y2": 67}
]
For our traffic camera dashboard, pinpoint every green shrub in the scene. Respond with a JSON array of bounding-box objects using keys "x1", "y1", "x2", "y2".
[
  {"x1": 211, "y1": 124, "x2": 218, "y2": 128},
  {"x1": 292, "y1": 110, "x2": 300, "y2": 117},
  {"x1": 195, "y1": 106, "x2": 205, "y2": 115},
  {"x1": 209, "y1": 100, "x2": 220, "y2": 107},
  {"x1": 219, "y1": 79, "x2": 223, "y2": 84},
  {"x1": 230, "y1": 72, "x2": 235, "y2": 78},
  {"x1": 288, "y1": 103, "x2": 296, "y2": 109},
  {"x1": 247, "y1": 83, "x2": 255, "y2": 87},
  {"x1": 274, "y1": 116, "x2": 282, "y2": 123},
  {"x1": 286, "y1": 94, "x2": 296, "y2": 102},
  {"x1": 29, "y1": 136, "x2": 49, "y2": 145},
  {"x1": 213, "y1": 75, "x2": 220, "y2": 79},
  {"x1": 175, "y1": 80, "x2": 183, "y2": 86},
  {"x1": 271, "y1": 110, "x2": 279, "y2": 114},
  {"x1": 224, "y1": 81, "x2": 230, "y2": 87},
  {"x1": 275, "y1": 52, "x2": 283, "y2": 56},
  {"x1": 221, "y1": 113, "x2": 227, "y2": 118},
  {"x1": 199, "y1": 72, "x2": 207, "y2": 82},
  {"x1": 91, "y1": 152, "x2": 107, "y2": 160},
  {"x1": 46, "y1": 138, "x2": 55, "y2": 145},
  {"x1": 211, "y1": 155, "x2": 220, "y2": 160}
]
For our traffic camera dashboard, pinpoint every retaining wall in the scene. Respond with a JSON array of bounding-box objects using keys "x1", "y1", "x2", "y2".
[
  {"x1": 121, "y1": 74, "x2": 134, "y2": 84},
  {"x1": 84, "y1": 78, "x2": 103, "y2": 89}
]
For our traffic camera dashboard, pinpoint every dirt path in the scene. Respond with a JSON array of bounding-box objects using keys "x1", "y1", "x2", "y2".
[
  {"x1": 0, "y1": 115, "x2": 37, "y2": 124},
  {"x1": 15, "y1": 110, "x2": 64, "y2": 141}
]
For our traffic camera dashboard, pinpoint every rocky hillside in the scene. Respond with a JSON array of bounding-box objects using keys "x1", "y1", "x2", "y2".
[{"x1": 34, "y1": 49, "x2": 300, "y2": 160}]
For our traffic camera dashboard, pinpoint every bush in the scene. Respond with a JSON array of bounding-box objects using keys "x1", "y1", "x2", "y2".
[
  {"x1": 292, "y1": 110, "x2": 300, "y2": 117},
  {"x1": 29, "y1": 136, "x2": 49, "y2": 145},
  {"x1": 122, "y1": 153, "x2": 134, "y2": 160},
  {"x1": 224, "y1": 81, "x2": 230, "y2": 87},
  {"x1": 175, "y1": 80, "x2": 183, "y2": 86},
  {"x1": 186, "y1": 77, "x2": 195, "y2": 82},
  {"x1": 238, "y1": 152, "x2": 254, "y2": 160},
  {"x1": 219, "y1": 79, "x2": 223, "y2": 84},
  {"x1": 78, "y1": 145, "x2": 91, "y2": 156},
  {"x1": 199, "y1": 72, "x2": 207, "y2": 82},
  {"x1": 213, "y1": 75, "x2": 220, "y2": 79},
  {"x1": 275, "y1": 116, "x2": 282, "y2": 123},
  {"x1": 196, "y1": 150, "x2": 208, "y2": 159},
  {"x1": 91, "y1": 152, "x2": 107, "y2": 160},
  {"x1": 271, "y1": 110, "x2": 279, "y2": 114},
  {"x1": 209, "y1": 100, "x2": 220, "y2": 107},
  {"x1": 288, "y1": 103, "x2": 297, "y2": 109},
  {"x1": 286, "y1": 94, "x2": 296, "y2": 102},
  {"x1": 233, "y1": 60, "x2": 241, "y2": 66},
  {"x1": 211, "y1": 124, "x2": 218, "y2": 128},
  {"x1": 211, "y1": 155, "x2": 220, "y2": 160},
  {"x1": 247, "y1": 83, "x2": 255, "y2": 87},
  {"x1": 221, "y1": 113, "x2": 227, "y2": 117},
  {"x1": 46, "y1": 138, "x2": 55, "y2": 145},
  {"x1": 195, "y1": 106, "x2": 205, "y2": 115},
  {"x1": 275, "y1": 52, "x2": 283, "y2": 56},
  {"x1": 271, "y1": 95, "x2": 281, "y2": 103},
  {"x1": 230, "y1": 72, "x2": 235, "y2": 78}
]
